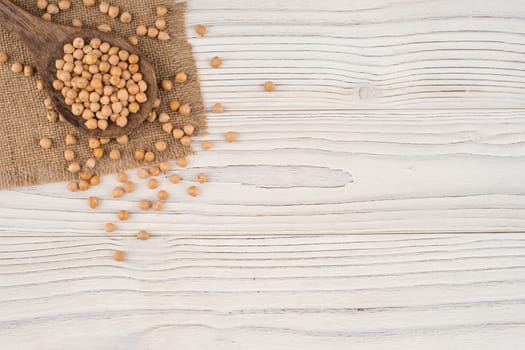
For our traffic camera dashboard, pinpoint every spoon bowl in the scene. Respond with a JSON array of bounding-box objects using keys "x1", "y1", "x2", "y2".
[{"x1": 0, "y1": 0, "x2": 158, "y2": 138}]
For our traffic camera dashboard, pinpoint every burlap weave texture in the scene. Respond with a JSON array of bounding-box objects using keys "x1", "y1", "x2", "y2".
[{"x1": 0, "y1": 0, "x2": 206, "y2": 189}]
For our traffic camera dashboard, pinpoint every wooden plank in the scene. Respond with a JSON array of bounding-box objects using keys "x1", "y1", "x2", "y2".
[
  {"x1": 1, "y1": 233, "x2": 524, "y2": 349},
  {"x1": 1, "y1": 109, "x2": 525, "y2": 236},
  {"x1": 185, "y1": 0, "x2": 525, "y2": 110}
]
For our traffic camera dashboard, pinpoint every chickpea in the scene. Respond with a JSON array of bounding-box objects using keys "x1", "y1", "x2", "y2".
[
  {"x1": 148, "y1": 178, "x2": 159, "y2": 189},
  {"x1": 210, "y1": 56, "x2": 222, "y2": 68},
  {"x1": 39, "y1": 137, "x2": 52, "y2": 149},
  {"x1": 172, "y1": 128, "x2": 184, "y2": 140},
  {"x1": 225, "y1": 131, "x2": 237, "y2": 143},
  {"x1": 169, "y1": 100, "x2": 180, "y2": 111},
  {"x1": 144, "y1": 151, "x2": 155, "y2": 162},
  {"x1": 197, "y1": 173, "x2": 209, "y2": 184},
  {"x1": 137, "y1": 168, "x2": 149, "y2": 179},
  {"x1": 137, "y1": 230, "x2": 150, "y2": 240},
  {"x1": 68, "y1": 161, "x2": 81, "y2": 173},
  {"x1": 155, "y1": 140, "x2": 167, "y2": 152},
  {"x1": 187, "y1": 185, "x2": 199, "y2": 197},
  {"x1": 88, "y1": 196, "x2": 99, "y2": 209},
  {"x1": 212, "y1": 103, "x2": 224, "y2": 113},
  {"x1": 158, "y1": 190, "x2": 169, "y2": 201},
  {"x1": 112, "y1": 186, "x2": 124, "y2": 198},
  {"x1": 176, "y1": 157, "x2": 188, "y2": 168},
  {"x1": 117, "y1": 210, "x2": 129, "y2": 221},
  {"x1": 152, "y1": 201, "x2": 164, "y2": 211},
  {"x1": 201, "y1": 140, "x2": 213, "y2": 150},
  {"x1": 121, "y1": 11, "x2": 132, "y2": 23},
  {"x1": 105, "y1": 223, "x2": 117, "y2": 233},
  {"x1": 117, "y1": 171, "x2": 128, "y2": 183},
  {"x1": 79, "y1": 180, "x2": 90, "y2": 191},
  {"x1": 139, "y1": 200, "x2": 151, "y2": 210},
  {"x1": 156, "y1": 5, "x2": 168, "y2": 17},
  {"x1": 169, "y1": 173, "x2": 180, "y2": 184},
  {"x1": 109, "y1": 149, "x2": 121, "y2": 160},
  {"x1": 124, "y1": 181, "x2": 135, "y2": 193},
  {"x1": 67, "y1": 181, "x2": 78, "y2": 192},
  {"x1": 113, "y1": 250, "x2": 125, "y2": 261},
  {"x1": 90, "y1": 175, "x2": 101, "y2": 186},
  {"x1": 149, "y1": 166, "x2": 161, "y2": 176},
  {"x1": 180, "y1": 136, "x2": 191, "y2": 147},
  {"x1": 134, "y1": 148, "x2": 145, "y2": 161},
  {"x1": 264, "y1": 81, "x2": 275, "y2": 92},
  {"x1": 172, "y1": 72, "x2": 186, "y2": 85},
  {"x1": 64, "y1": 149, "x2": 75, "y2": 161},
  {"x1": 161, "y1": 79, "x2": 172, "y2": 91},
  {"x1": 179, "y1": 103, "x2": 191, "y2": 117},
  {"x1": 195, "y1": 24, "x2": 207, "y2": 36},
  {"x1": 159, "y1": 161, "x2": 172, "y2": 172}
]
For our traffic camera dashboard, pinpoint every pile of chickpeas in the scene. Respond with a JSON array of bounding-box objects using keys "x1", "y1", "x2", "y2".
[{"x1": 54, "y1": 37, "x2": 148, "y2": 131}]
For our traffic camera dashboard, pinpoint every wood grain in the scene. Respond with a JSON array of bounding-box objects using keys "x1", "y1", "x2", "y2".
[{"x1": 1, "y1": 233, "x2": 525, "y2": 349}]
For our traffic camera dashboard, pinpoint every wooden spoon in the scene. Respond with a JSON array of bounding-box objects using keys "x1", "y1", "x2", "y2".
[{"x1": 0, "y1": 0, "x2": 158, "y2": 138}]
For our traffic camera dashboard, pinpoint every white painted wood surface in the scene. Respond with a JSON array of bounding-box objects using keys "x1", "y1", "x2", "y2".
[{"x1": 1, "y1": 0, "x2": 525, "y2": 348}]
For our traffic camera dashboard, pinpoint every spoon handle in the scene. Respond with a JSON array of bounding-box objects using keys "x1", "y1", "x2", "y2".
[{"x1": 0, "y1": 0, "x2": 71, "y2": 56}]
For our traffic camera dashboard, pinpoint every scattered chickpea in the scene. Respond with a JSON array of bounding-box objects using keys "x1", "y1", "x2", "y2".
[
  {"x1": 225, "y1": 131, "x2": 237, "y2": 143},
  {"x1": 93, "y1": 147, "x2": 104, "y2": 159},
  {"x1": 172, "y1": 128, "x2": 184, "y2": 140},
  {"x1": 136, "y1": 25, "x2": 148, "y2": 36},
  {"x1": 156, "y1": 5, "x2": 168, "y2": 17},
  {"x1": 88, "y1": 196, "x2": 100, "y2": 209},
  {"x1": 117, "y1": 171, "x2": 128, "y2": 183},
  {"x1": 155, "y1": 18, "x2": 166, "y2": 30},
  {"x1": 210, "y1": 56, "x2": 222, "y2": 68},
  {"x1": 67, "y1": 181, "x2": 78, "y2": 192},
  {"x1": 152, "y1": 201, "x2": 164, "y2": 211},
  {"x1": 180, "y1": 136, "x2": 191, "y2": 147},
  {"x1": 187, "y1": 185, "x2": 199, "y2": 197},
  {"x1": 97, "y1": 23, "x2": 112, "y2": 32},
  {"x1": 21, "y1": 64, "x2": 33, "y2": 76},
  {"x1": 158, "y1": 32, "x2": 170, "y2": 41},
  {"x1": 112, "y1": 186, "x2": 125, "y2": 198},
  {"x1": 116, "y1": 135, "x2": 129, "y2": 145},
  {"x1": 159, "y1": 161, "x2": 171, "y2": 172},
  {"x1": 36, "y1": 0, "x2": 48, "y2": 10},
  {"x1": 80, "y1": 171, "x2": 92, "y2": 181},
  {"x1": 64, "y1": 149, "x2": 75, "y2": 161},
  {"x1": 197, "y1": 173, "x2": 208, "y2": 184},
  {"x1": 65, "y1": 134, "x2": 77, "y2": 145},
  {"x1": 120, "y1": 11, "x2": 132, "y2": 23},
  {"x1": 195, "y1": 24, "x2": 207, "y2": 37},
  {"x1": 113, "y1": 250, "x2": 125, "y2": 261},
  {"x1": 201, "y1": 140, "x2": 213, "y2": 150},
  {"x1": 72, "y1": 19, "x2": 82, "y2": 27},
  {"x1": 139, "y1": 200, "x2": 151, "y2": 210},
  {"x1": 58, "y1": 0, "x2": 71, "y2": 11},
  {"x1": 152, "y1": 98, "x2": 161, "y2": 108},
  {"x1": 162, "y1": 122, "x2": 173, "y2": 134},
  {"x1": 176, "y1": 157, "x2": 188, "y2": 168},
  {"x1": 137, "y1": 230, "x2": 150, "y2": 240},
  {"x1": 147, "y1": 27, "x2": 159, "y2": 38},
  {"x1": 124, "y1": 181, "x2": 135, "y2": 193},
  {"x1": 149, "y1": 166, "x2": 161, "y2": 176},
  {"x1": 147, "y1": 111, "x2": 157, "y2": 123},
  {"x1": 39, "y1": 137, "x2": 52, "y2": 149},
  {"x1": 183, "y1": 124, "x2": 195, "y2": 136},
  {"x1": 90, "y1": 175, "x2": 101, "y2": 186},
  {"x1": 179, "y1": 103, "x2": 191, "y2": 117},
  {"x1": 158, "y1": 190, "x2": 169, "y2": 201},
  {"x1": 109, "y1": 148, "x2": 121, "y2": 160},
  {"x1": 117, "y1": 210, "x2": 129, "y2": 221},
  {"x1": 169, "y1": 173, "x2": 180, "y2": 184},
  {"x1": 105, "y1": 223, "x2": 117, "y2": 233},
  {"x1": 108, "y1": 5, "x2": 119, "y2": 19},
  {"x1": 161, "y1": 79, "x2": 172, "y2": 91},
  {"x1": 68, "y1": 161, "x2": 81, "y2": 173},
  {"x1": 37, "y1": 80, "x2": 45, "y2": 91},
  {"x1": 82, "y1": 0, "x2": 95, "y2": 6},
  {"x1": 212, "y1": 103, "x2": 224, "y2": 113},
  {"x1": 134, "y1": 148, "x2": 145, "y2": 161},
  {"x1": 46, "y1": 3, "x2": 59, "y2": 15},
  {"x1": 144, "y1": 151, "x2": 155, "y2": 162},
  {"x1": 155, "y1": 140, "x2": 167, "y2": 152},
  {"x1": 148, "y1": 178, "x2": 159, "y2": 189},
  {"x1": 128, "y1": 36, "x2": 139, "y2": 46},
  {"x1": 264, "y1": 81, "x2": 275, "y2": 92},
  {"x1": 169, "y1": 100, "x2": 180, "y2": 111},
  {"x1": 85, "y1": 158, "x2": 96, "y2": 169},
  {"x1": 79, "y1": 180, "x2": 90, "y2": 191},
  {"x1": 99, "y1": 1, "x2": 109, "y2": 13},
  {"x1": 46, "y1": 111, "x2": 58, "y2": 122},
  {"x1": 138, "y1": 168, "x2": 149, "y2": 179},
  {"x1": 11, "y1": 62, "x2": 23, "y2": 73},
  {"x1": 41, "y1": 13, "x2": 51, "y2": 21},
  {"x1": 158, "y1": 112, "x2": 170, "y2": 123},
  {"x1": 0, "y1": 52, "x2": 8, "y2": 64}
]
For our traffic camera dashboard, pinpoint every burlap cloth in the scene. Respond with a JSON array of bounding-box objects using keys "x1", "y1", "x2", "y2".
[{"x1": 0, "y1": 0, "x2": 206, "y2": 189}]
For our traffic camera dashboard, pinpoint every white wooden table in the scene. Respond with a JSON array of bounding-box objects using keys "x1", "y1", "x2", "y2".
[{"x1": 1, "y1": 1, "x2": 525, "y2": 348}]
